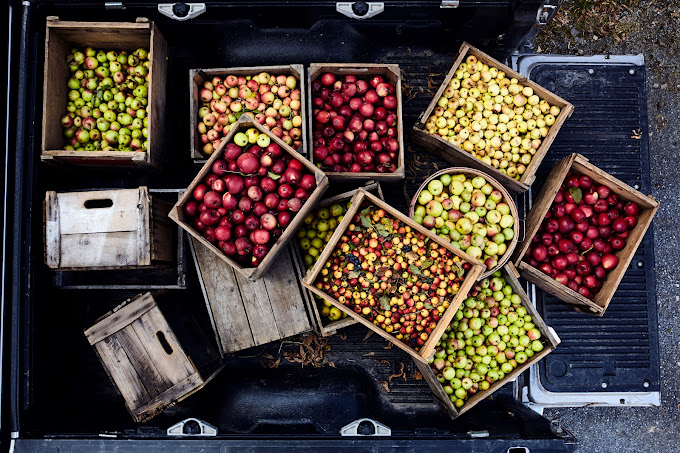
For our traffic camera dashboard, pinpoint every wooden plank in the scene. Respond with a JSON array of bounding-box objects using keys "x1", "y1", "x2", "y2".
[
  {"x1": 132, "y1": 372, "x2": 203, "y2": 423},
  {"x1": 233, "y1": 271, "x2": 282, "y2": 346},
  {"x1": 115, "y1": 328, "x2": 167, "y2": 398},
  {"x1": 149, "y1": 197, "x2": 175, "y2": 262},
  {"x1": 42, "y1": 23, "x2": 70, "y2": 153},
  {"x1": 55, "y1": 188, "x2": 141, "y2": 234},
  {"x1": 302, "y1": 189, "x2": 484, "y2": 363},
  {"x1": 94, "y1": 334, "x2": 151, "y2": 411},
  {"x1": 131, "y1": 308, "x2": 196, "y2": 386},
  {"x1": 136, "y1": 187, "x2": 151, "y2": 266},
  {"x1": 306, "y1": 64, "x2": 405, "y2": 181},
  {"x1": 262, "y1": 246, "x2": 313, "y2": 338},
  {"x1": 168, "y1": 115, "x2": 329, "y2": 281},
  {"x1": 191, "y1": 237, "x2": 256, "y2": 354},
  {"x1": 412, "y1": 41, "x2": 574, "y2": 193},
  {"x1": 59, "y1": 231, "x2": 138, "y2": 268},
  {"x1": 147, "y1": 22, "x2": 167, "y2": 169},
  {"x1": 44, "y1": 191, "x2": 61, "y2": 268},
  {"x1": 85, "y1": 292, "x2": 156, "y2": 344},
  {"x1": 190, "y1": 64, "x2": 307, "y2": 161}
]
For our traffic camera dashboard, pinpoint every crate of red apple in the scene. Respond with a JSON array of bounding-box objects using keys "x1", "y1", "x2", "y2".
[
  {"x1": 190, "y1": 65, "x2": 305, "y2": 161},
  {"x1": 415, "y1": 265, "x2": 559, "y2": 419},
  {"x1": 307, "y1": 64, "x2": 405, "y2": 181},
  {"x1": 170, "y1": 116, "x2": 328, "y2": 281},
  {"x1": 512, "y1": 153, "x2": 658, "y2": 316},
  {"x1": 302, "y1": 189, "x2": 484, "y2": 363}
]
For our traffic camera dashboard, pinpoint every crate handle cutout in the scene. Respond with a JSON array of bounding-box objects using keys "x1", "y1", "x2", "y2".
[
  {"x1": 156, "y1": 331, "x2": 174, "y2": 354},
  {"x1": 83, "y1": 198, "x2": 114, "y2": 209}
]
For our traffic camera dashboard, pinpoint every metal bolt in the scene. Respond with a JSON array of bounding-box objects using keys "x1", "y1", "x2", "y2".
[
  {"x1": 637, "y1": 261, "x2": 644, "y2": 268},
  {"x1": 643, "y1": 380, "x2": 650, "y2": 388},
  {"x1": 629, "y1": 69, "x2": 636, "y2": 75},
  {"x1": 601, "y1": 382, "x2": 608, "y2": 388},
  {"x1": 634, "y1": 184, "x2": 640, "y2": 189},
  {"x1": 588, "y1": 69, "x2": 594, "y2": 75}
]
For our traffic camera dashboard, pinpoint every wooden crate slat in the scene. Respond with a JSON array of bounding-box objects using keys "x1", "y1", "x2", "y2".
[
  {"x1": 55, "y1": 188, "x2": 141, "y2": 235},
  {"x1": 131, "y1": 372, "x2": 203, "y2": 423},
  {"x1": 59, "y1": 231, "x2": 139, "y2": 268},
  {"x1": 115, "y1": 328, "x2": 168, "y2": 398},
  {"x1": 94, "y1": 334, "x2": 152, "y2": 411},
  {"x1": 136, "y1": 187, "x2": 152, "y2": 266},
  {"x1": 131, "y1": 309, "x2": 196, "y2": 386},
  {"x1": 191, "y1": 238, "x2": 256, "y2": 354},
  {"x1": 85, "y1": 292, "x2": 156, "y2": 345},
  {"x1": 233, "y1": 272, "x2": 283, "y2": 345},
  {"x1": 44, "y1": 191, "x2": 60, "y2": 267},
  {"x1": 263, "y1": 247, "x2": 313, "y2": 339}
]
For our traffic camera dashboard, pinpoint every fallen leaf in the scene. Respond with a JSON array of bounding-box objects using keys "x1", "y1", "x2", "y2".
[
  {"x1": 363, "y1": 352, "x2": 375, "y2": 357},
  {"x1": 389, "y1": 361, "x2": 407, "y2": 382},
  {"x1": 378, "y1": 381, "x2": 391, "y2": 393},
  {"x1": 383, "y1": 342, "x2": 393, "y2": 350},
  {"x1": 377, "y1": 359, "x2": 391, "y2": 366},
  {"x1": 339, "y1": 333, "x2": 348, "y2": 340},
  {"x1": 413, "y1": 370, "x2": 423, "y2": 380},
  {"x1": 363, "y1": 331, "x2": 374, "y2": 342},
  {"x1": 328, "y1": 361, "x2": 336, "y2": 368}
]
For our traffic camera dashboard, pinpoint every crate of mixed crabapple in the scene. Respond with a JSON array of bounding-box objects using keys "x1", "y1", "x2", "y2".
[{"x1": 302, "y1": 189, "x2": 484, "y2": 363}]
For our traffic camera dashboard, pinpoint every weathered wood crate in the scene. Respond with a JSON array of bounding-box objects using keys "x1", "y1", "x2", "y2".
[
  {"x1": 415, "y1": 264, "x2": 560, "y2": 420},
  {"x1": 411, "y1": 42, "x2": 574, "y2": 194},
  {"x1": 190, "y1": 64, "x2": 306, "y2": 163},
  {"x1": 41, "y1": 18, "x2": 167, "y2": 169},
  {"x1": 84, "y1": 292, "x2": 223, "y2": 423},
  {"x1": 302, "y1": 189, "x2": 484, "y2": 364},
  {"x1": 291, "y1": 182, "x2": 385, "y2": 337},
  {"x1": 307, "y1": 63, "x2": 405, "y2": 182},
  {"x1": 190, "y1": 238, "x2": 314, "y2": 356},
  {"x1": 169, "y1": 116, "x2": 328, "y2": 281},
  {"x1": 44, "y1": 186, "x2": 174, "y2": 270},
  {"x1": 512, "y1": 153, "x2": 659, "y2": 316}
]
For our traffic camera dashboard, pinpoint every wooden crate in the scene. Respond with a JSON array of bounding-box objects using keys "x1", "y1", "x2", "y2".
[
  {"x1": 41, "y1": 18, "x2": 167, "y2": 169},
  {"x1": 84, "y1": 292, "x2": 223, "y2": 422},
  {"x1": 190, "y1": 65, "x2": 307, "y2": 164},
  {"x1": 190, "y1": 238, "x2": 314, "y2": 356},
  {"x1": 307, "y1": 63, "x2": 405, "y2": 182},
  {"x1": 512, "y1": 153, "x2": 659, "y2": 315},
  {"x1": 292, "y1": 182, "x2": 385, "y2": 336},
  {"x1": 411, "y1": 42, "x2": 574, "y2": 194},
  {"x1": 407, "y1": 167, "x2": 520, "y2": 280},
  {"x1": 302, "y1": 189, "x2": 484, "y2": 364},
  {"x1": 44, "y1": 186, "x2": 174, "y2": 270},
  {"x1": 169, "y1": 116, "x2": 329, "y2": 281},
  {"x1": 415, "y1": 263, "x2": 560, "y2": 420}
]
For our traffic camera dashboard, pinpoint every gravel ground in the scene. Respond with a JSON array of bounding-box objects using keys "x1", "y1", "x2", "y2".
[{"x1": 534, "y1": 1, "x2": 680, "y2": 451}]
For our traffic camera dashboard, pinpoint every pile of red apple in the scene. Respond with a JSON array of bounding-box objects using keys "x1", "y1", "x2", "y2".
[
  {"x1": 311, "y1": 72, "x2": 399, "y2": 174},
  {"x1": 182, "y1": 132, "x2": 317, "y2": 268},
  {"x1": 524, "y1": 172, "x2": 640, "y2": 300}
]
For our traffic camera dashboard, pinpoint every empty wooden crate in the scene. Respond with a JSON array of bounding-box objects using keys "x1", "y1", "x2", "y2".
[
  {"x1": 84, "y1": 292, "x2": 223, "y2": 423},
  {"x1": 44, "y1": 186, "x2": 174, "y2": 270}
]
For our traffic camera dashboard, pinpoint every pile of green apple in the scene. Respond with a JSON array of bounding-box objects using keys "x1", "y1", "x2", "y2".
[
  {"x1": 412, "y1": 172, "x2": 515, "y2": 271},
  {"x1": 428, "y1": 271, "x2": 545, "y2": 409},
  {"x1": 296, "y1": 201, "x2": 350, "y2": 324},
  {"x1": 60, "y1": 47, "x2": 150, "y2": 151}
]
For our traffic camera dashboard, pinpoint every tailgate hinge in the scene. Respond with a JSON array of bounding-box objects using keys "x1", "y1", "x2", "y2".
[
  {"x1": 340, "y1": 418, "x2": 391, "y2": 436},
  {"x1": 336, "y1": 2, "x2": 384, "y2": 20},
  {"x1": 537, "y1": 1, "x2": 560, "y2": 26},
  {"x1": 167, "y1": 418, "x2": 217, "y2": 436},
  {"x1": 440, "y1": 1, "x2": 460, "y2": 8},
  {"x1": 158, "y1": 3, "x2": 206, "y2": 21}
]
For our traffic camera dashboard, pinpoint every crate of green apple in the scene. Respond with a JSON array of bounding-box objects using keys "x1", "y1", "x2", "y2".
[
  {"x1": 190, "y1": 65, "x2": 306, "y2": 161},
  {"x1": 409, "y1": 167, "x2": 519, "y2": 279},
  {"x1": 307, "y1": 64, "x2": 405, "y2": 181},
  {"x1": 169, "y1": 116, "x2": 328, "y2": 281},
  {"x1": 513, "y1": 153, "x2": 659, "y2": 316},
  {"x1": 42, "y1": 19, "x2": 166, "y2": 168},
  {"x1": 415, "y1": 264, "x2": 559, "y2": 420},
  {"x1": 302, "y1": 189, "x2": 484, "y2": 363},
  {"x1": 293, "y1": 183, "x2": 385, "y2": 336}
]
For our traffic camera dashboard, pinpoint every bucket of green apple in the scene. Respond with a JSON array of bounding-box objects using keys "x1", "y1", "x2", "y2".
[{"x1": 409, "y1": 167, "x2": 519, "y2": 279}]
